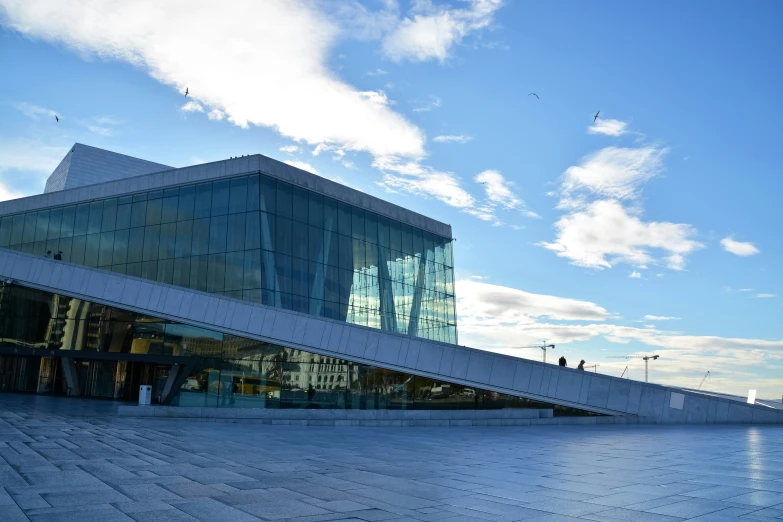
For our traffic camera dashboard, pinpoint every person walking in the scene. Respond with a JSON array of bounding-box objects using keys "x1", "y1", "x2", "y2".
[
  {"x1": 558, "y1": 356, "x2": 567, "y2": 367},
  {"x1": 577, "y1": 360, "x2": 586, "y2": 371}
]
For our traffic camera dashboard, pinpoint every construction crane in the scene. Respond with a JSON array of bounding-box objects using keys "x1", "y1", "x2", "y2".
[
  {"x1": 512, "y1": 343, "x2": 555, "y2": 363},
  {"x1": 607, "y1": 354, "x2": 660, "y2": 382},
  {"x1": 697, "y1": 370, "x2": 710, "y2": 390},
  {"x1": 620, "y1": 366, "x2": 629, "y2": 379}
]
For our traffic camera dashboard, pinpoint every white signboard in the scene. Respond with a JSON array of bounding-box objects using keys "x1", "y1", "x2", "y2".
[
  {"x1": 747, "y1": 389, "x2": 757, "y2": 405},
  {"x1": 139, "y1": 385, "x2": 152, "y2": 406}
]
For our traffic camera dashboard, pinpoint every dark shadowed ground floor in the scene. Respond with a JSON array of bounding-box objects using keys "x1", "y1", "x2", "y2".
[{"x1": 0, "y1": 395, "x2": 782, "y2": 521}]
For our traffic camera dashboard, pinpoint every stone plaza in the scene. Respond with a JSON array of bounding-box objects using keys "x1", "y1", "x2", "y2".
[{"x1": 1, "y1": 395, "x2": 782, "y2": 521}]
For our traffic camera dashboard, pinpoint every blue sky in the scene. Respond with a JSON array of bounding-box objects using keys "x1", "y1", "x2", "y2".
[{"x1": 1, "y1": 0, "x2": 781, "y2": 397}]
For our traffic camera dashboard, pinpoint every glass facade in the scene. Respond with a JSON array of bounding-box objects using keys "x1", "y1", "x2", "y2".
[
  {"x1": 0, "y1": 173, "x2": 456, "y2": 343},
  {"x1": 0, "y1": 284, "x2": 593, "y2": 415}
]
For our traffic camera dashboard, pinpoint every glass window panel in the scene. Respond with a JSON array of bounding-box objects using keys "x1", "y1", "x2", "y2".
[
  {"x1": 101, "y1": 199, "x2": 117, "y2": 232},
  {"x1": 275, "y1": 252, "x2": 292, "y2": 295},
  {"x1": 115, "y1": 203, "x2": 131, "y2": 230},
  {"x1": 143, "y1": 225, "x2": 160, "y2": 261},
  {"x1": 412, "y1": 228, "x2": 424, "y2": 257},
  {"x1": 23, "y1": 213, "x2": 37, "y2": 244},
  {"x1": 401, "y1": 224, "x2": 413, "y2": 257},
  {"x1": 226, "y1": 213, "x2": 245, "y2": 252},
  {"x1": 338, "y1": 234, "x2": 352, "y2": 270},
  {"x1": 292, "y1": 186, "x2": 308, "y2": 223},
  {"x1": 229, "y1": 177, "x2": 247, "y2": 214},
  {"x1": 58, "y1": 237, "x2": 72, "y2": 262},
  {"x1": 84, "y1": 233, "x2": 100, "y2": 267},
  {"x1": 98, "y1": 231, "x2": 114, "y2": 266},
  {"x1": 211, "y1": 179, "x2": 230, "y2": 216},
  {"x1": 292, "y1": 257, "x2": 308, "y2": 297},
  {"x1": 192, "y1": 218, "x2": 210, "y2": 256},
  {"x1": 207, "y1": 253, "x2": 226, "y2": 293},
  {"x1": 259, "y1": 250, "x2": 277, "y2": 290},
  {"x1": 177, "y1": 185, "x2": 195, "y2": 221},
  {"x1": 145, "y1": 197, "x2": 162, "y2": 225},
  {"x1": 444, "y1": 238, "x2": 454, "y2": 268},
  {"x1": 324, "y1": 264, "x2": 339, "y2": 304},
  {"x1": 0, "y1": 216, "x2": 11, "y2": 246},
  {"x1": 173, "y1": 257, "x2": 190, "y2": 287},
  {"x1": 389, "y1": 220, "x2": 402, "y2": 254},
  {"x1": 130, "y1": 201, "x2": 147, "y2": 228},
  {"x1": 308, "y1": 192, "x2": 323, "y2": 227},
  {"x1": 352, "y1": 238, "x2": 366, "y2": 270},
  {"x1": 158, "y1": 222, "x2": 177, "y2": 259},
  {"x1": 175, "y1": 220, "x2": 193, "y2": 258},
  {"x1": 113, "y1": 229, "x2": 129, "y2": 264},
  {"x1": 157, "y1": 258, "x2": 174, "y2": 285},
  {"x1": 141, "y1": 260, "x2": 157, "y2": 281},
  {"x1": 276, "y1": 181, "x2": 292, "y2": 219},
  {"x1": 194, "y1": 182, "x2": 212, "y2": 218},
  {"x1": 276, "y1": 216, "x2": 292, "y2": 256},
  {"x1": 325, "y1": 227, "x2": 339, "y2": 268},
  {"x1": 365, "y1": 213, "x2": 378, "y2": 245},
  {"x1": 243, "y1": 249, "x2": 261, "y2": 289},
  {"x1": 127, "y1": 227, "x2": 144, "y2": 263},
  {"x1": 243, "y1": 289, "x2": 262, "y2": 304},
  {"x1": 119, "y1": 195, "x2": 133, "y2": 205},
  {"x1": 338, "y1": 268, "x2": 353, "y2": 305},
  {"x1": 209, "y1": 215, "x2": 227, "y2": 253},
  {"x1": 190, "y1": 255, "x2": 209, "y2": 292},
  {"x1": 111, "y1": 264, "x2": 126, "y2": 275},
  {"x1": 225, "y1": 251, "x2": 244, "y2": 291},
  {"x1": 19, "y1": 242, "x2": 33, "y2": 254},
  {"x1": 148, "y1": 190, "x2": 162, "y2": 200},
  {"x1": 247, "y1": 174, "x2": 260, "y2": 212},
  {"x1": 58, "y1": 206, "x2": 75, "y2": 239},
  {"x1": 260, "y1": 212, "x2": 275, "y2": 251},
  {"x1": 72, "y1": 203, "x2": 89, "y2": 237},
  {"x1": 47, "y1": 209, "x2": 62, "y2": 240},
  {"x1": 161, "y1": 196, "x2": 178, "y2": 223},
  {"x1": 308, "y1": 225, "x2": 323, "y2": 262},
  {"x1": 259, "y1": 175, "x2": 276, "y2": 214},
  {"x1": 126, "y1": 262, "x2": 142, "y2": 278},
  {"x1": 34, "y1": 211, "x2": 50, "y2": 242},
  {"x1": 32, "y1": 240, "x2": 46, "y2": 256},
  {"x1": 164, "y1": 187, "x2": 179, "y2": 198},
  {"x1": 87, "y1": 202, "x2": 102, "y2": 235},
  {"x1": 351, "y1": 207, "x2": 364, "y2": 241},
  {"x1": 10, "y1": 214, "x2": 25, "y2": 245},
  {"x1": 245, "y1": 211, "x2": 260, "y2": 250},
  {"x1": 337, "y1": 202, "x2": 351, "y2": 236},
  {"x1": 292, "y1": 221, "x2": 307, "y2": 260}
]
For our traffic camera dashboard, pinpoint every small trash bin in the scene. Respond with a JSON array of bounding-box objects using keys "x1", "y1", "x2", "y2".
[{"x1": 139, "y1": 385, "x2": 152, "y2": 406}]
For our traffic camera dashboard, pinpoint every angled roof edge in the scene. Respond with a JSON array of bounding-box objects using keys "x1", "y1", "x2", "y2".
[{"x1": 2, "y1": 151, "x2": 452, "y2": 238}]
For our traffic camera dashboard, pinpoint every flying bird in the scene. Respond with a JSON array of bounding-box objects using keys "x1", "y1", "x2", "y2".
[
  {"x1": 528, "y1": 93, "x2": 539, "y2": 99},
  {"x1": 593, "y1": 110, "x2": 600, "y2": 122},
  {"x1": 185, "y1": 87, "x2": 189, "y2": 96},
  {"x1": 55, "y1": 115, "x2": 59, "y2": 122}
]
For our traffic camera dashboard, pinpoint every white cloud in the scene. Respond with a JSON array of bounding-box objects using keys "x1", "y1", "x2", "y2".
[
  {"x1": 474, "y1": 169, "x2": 539, "y2": 218},
  {"x1": 279, "y1": 145, "x2": 300, "y2": 154},
  {"x1": 541, "y1": 200, "x2": 703, "y2": 270},
  {"x1": 0, "y1": 139, "x2": 68, "y2": 200},
  {"x1": 739, "y1": 288, "x2": 754, "y2": 292},
  {"x1": 365, "y1": 68, "x2": 388, "y2": 76},
  {"x1": 644, "y1": 315, "x2": 680, "y2": 321},
  {"x1": 629, "y1": 271, "x2": 641, "y2": 279},
  {"x1": 180, "y1": 101, "x2": 204, "y2": 113},
  {"x1": 207, "y1": 109, "x2": 225, "y2": 121},
  {"x1": 1, "y1": 0, "x2": 426, "y2": 161},
  {"x1": 456, "y1": 278, "x2": 783, "y2": 397},
  {"x1": 87, "y1": 125, "x2": 112, "y2": 136},
  {"x1": 588, "y1": 118, "x2": 628, "y2": 137},
  {"x1": 721, "y1": 237, "x2": 760, "y2": 256},
  {"x1": 561, "y1": 146, "x2": 666, "y2": 203},
  {"x1": 433, "y1": 134, "x2": 472, "y2": 144},
  {"x1": 755, "y1": 293, "x2": 776, "y2": 299},
  {"x1": 382, "y1": 0, "x2": 503, "y2": 63},
  {"x1": 14, "y1": 102, "x2": 58, "y2": 120},
  {"x1": 284, "y1": 160, "x2": 318, "y2": 174}
]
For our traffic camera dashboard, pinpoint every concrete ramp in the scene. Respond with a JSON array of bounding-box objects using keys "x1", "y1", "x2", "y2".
[{"x1": 1, "y1": 248, "x2": 781, "y2": 425}]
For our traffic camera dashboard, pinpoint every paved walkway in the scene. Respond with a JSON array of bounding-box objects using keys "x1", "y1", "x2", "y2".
[{"x1": 1, "y1": 395, "x2": 782, "y2": 521}]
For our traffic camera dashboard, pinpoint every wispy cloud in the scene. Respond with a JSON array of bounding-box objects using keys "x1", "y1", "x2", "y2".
[
  {"x1": 588, "y1": 118, "x2": 628, "y2": 137},
  {"x1": 475, "y1": 170, "x2": 539, "y2": 218},
  {"x1": 412, "y1": 96, "x2": 441, "y2": 113},
  {"x1": 279, "y1": 145, "x2": 300, "y2": 154},
  {"x1": 629, "y1": 271, "x2": 641, "y2": 279},
  {"x1": 433, "y1": 134, "x2": 472, "y2": 144},
  {"x1": 755, "y1": 293, "x2": 776, "y2": 299},
  {"x1": 382, "y1": 0, "x2": 503, "y2": 63},
  {"x1": 644, "y1": 315, "x2": 680, "y2": 321},
  {"x1": 541, "y1": 146, "x2": 704, "y2": 270},
  {"x1": 721, "y1": 237, "x2": 760, "y2": 256},
  {"x1": 13, "y1": 102, "x2": 58, "y2": 120},
  {"x1": 180, "y1": 101, "x2": 204, "y2": 113},
  {"x1": 365, "y1": 68, "x2": 388, "y2": 77}
]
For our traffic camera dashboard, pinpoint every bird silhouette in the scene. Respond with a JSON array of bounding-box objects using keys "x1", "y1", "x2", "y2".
[
  {"x1": 528, "y1": 93, "x2": 539, "y2": 99},
  {"x1": 593, "y1": 110, "x2": 600, "y2": 122},
  {"x1": 55, "y1": 115, "x2": 59, "y2": 122},
  {"x1": 185, "y1": 88, "x2": 189, "y2": 97}
]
